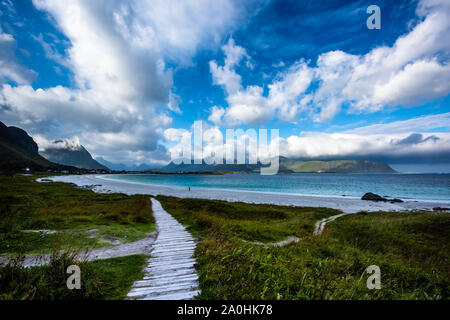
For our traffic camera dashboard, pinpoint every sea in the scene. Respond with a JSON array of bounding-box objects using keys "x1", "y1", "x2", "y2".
[{"x1": 104, "y1": 173, "x2": 450, "y2": 202}]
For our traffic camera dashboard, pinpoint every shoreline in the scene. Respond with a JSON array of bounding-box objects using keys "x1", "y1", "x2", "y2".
[
  {"x1": 99, "y1": 174, "x2": 450, "y2": 203},
  {"x1": 42, "y1": 174, "x2": 450, "y2": 213}
]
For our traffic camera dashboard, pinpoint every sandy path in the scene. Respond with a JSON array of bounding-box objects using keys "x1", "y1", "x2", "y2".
[
  {"x1": 0, "y1": 232, "x2": 157, "y2": 267},
  {"x1": 313, "y1": 213, "x2": 353, "y2": 235}
]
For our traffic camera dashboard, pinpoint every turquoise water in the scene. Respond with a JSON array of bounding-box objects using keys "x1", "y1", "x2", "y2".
[{"x1": 104, "y1": 173, "x2": 450, "y2": 202}]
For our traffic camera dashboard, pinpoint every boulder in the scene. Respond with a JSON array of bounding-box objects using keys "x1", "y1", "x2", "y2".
[
  {"x1": 433, "y1": 207, "x2": 450, "y2": 211},
  {"x1": 361, "y1": 192, "x2": 387, "y2": 202}
]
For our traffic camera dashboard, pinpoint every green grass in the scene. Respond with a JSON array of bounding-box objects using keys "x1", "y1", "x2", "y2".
[
  {"x1": 0, "y1": 174, "x2": 152, "y2": 300},
  {"x1": 89, "y1": 254, "x2": 147, "y2": 300},
  {"x1": 157, "y1": 196, "x2": 450, "y2": 300},
  {"x1": 0, "y1": 175, "x2": 155, "y2": 255},
  {"x1": 0, "y1": 252, "x2": 147, "y2": 300}
]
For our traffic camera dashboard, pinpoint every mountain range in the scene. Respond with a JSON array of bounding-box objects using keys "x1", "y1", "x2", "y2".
[
  {"x1": 96, "y1": 157, "x2": 155, "y2": 171},
  {"x1": 1, "y1": 120, "x2": 396, "y2": 173},
  {"x1": 160, "y1": 157, "x2": 396, "y2": 173}
]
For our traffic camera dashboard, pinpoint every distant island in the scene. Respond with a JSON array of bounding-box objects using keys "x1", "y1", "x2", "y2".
[{"x1": 158, "y1": 156, "x2": 396, "y2": 174}]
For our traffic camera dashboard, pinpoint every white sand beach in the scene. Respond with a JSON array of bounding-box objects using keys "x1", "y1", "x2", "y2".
[{"x1": 41, "y1": 174, "x2": 450, "y2": 214}]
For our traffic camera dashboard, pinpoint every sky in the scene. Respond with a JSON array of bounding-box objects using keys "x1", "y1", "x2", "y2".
[{"x1": 0, "y1": 0, "x2": 449, "y2": 172}]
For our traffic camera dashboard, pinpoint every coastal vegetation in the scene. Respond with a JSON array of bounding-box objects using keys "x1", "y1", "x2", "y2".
[
  {"x1": 0, "y1": 174, "x2": 154, "y2": 299},
  {"x1": 0, "y1": 251, "x2": 147, "y2": 300},
  {"x1": 157, "y1": 196, "x2": 449, "y2": 299},
  {"x1": 0, "y1": 175, "x2": 155, "y2": 255},
  {"x1": 1, "y1": 174, "x2": 448, "y2": 300}
]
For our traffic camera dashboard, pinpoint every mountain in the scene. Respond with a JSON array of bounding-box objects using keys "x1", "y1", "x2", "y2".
[
  {"x1": 40, "y1": 140, "x2": 109, "y2": 170},
  {"x1": 0, "y1": 121, "x2": 71, "y2": 171},
  {"x1": 160, "y1": 159, "x2": 259, "y2": 173},
  {"x1": 96, "y1": 157, "x2": 156, "y2": 171},
  {"x1": 160, "y1": 157, "x2": 396, "y2": 174},
  {"x1": 277, "y1": 157, "x2": 396, "y2": 173}
]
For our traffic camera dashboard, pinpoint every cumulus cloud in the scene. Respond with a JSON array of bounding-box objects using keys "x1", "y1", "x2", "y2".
[
  {"x1": 275, "y1": 113, "x2": 450, "y2": 164},
  {"x1": 210, "y1": 0, "x2": 450, "y2": 125},
  {"x1": 0, "y1": 31, "x2": 36, "y2": 84},
  {"x1": 0, "y1": 0, "x2": 254, "y2": 164},
  {"x1": 165, "y1": 121, "x2": 274, "y2": 164},
  {"x1": 163, "y1": 128, "x2": 191, "y2": 142},
  {"x1": 209, "y1": 40, "x2": 313, "y2": 126},
  {"x1": 168, "y1": 112, "x2": 450, "y2": 166},
  {"x1": 209, "y1": 38, "x2": 249, "y2": 95},
  {"x1": 311, "y1": 0, "x2": 450, "y2": 121},
  {"x1": 277, "y1": 131, "x2": 449, "y2": 161},
  {"x1": 34, "y1": 135, "x2": 82, "y2": 151}
]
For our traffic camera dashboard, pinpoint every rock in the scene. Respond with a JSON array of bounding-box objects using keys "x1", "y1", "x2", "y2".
[
  {"x1": 86, "y1": 229, "x2": 99, "y2": 238},
  {"x1": 361, "y1": 192, "x2": 387, "y2": 202},
  {"x1": 78, "y1": 184, "x2": 102, "y2": 190},
  {"x1": 433, "y1": 207, "x2": 450, "y2": 211},
  {"x1": 22, "y1": 229, "x2": 58, "y2": 235},
  {"x1": 101, "y1": 236, "x2": 121, "y2": 245},
  {"x1": 390, "y1": 198, "x2": 404, "y2": 203}
]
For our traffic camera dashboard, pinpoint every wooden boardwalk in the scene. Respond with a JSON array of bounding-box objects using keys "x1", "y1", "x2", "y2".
[{"x1": 127, "y1": 198, "x2": 200, "y2": 300}]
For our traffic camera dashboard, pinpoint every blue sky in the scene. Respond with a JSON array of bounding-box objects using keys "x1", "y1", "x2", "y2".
[{"x1": 0, "y1": 0, "x2": 449, "y2": 172}]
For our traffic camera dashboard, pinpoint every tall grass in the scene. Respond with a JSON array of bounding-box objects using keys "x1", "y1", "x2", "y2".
[
  {"x1": 0, "y1": 248, "x2": 101, "y2": 300},
  {"x1": 157, "y1": 196, "x2": 449, "y2": 300}
]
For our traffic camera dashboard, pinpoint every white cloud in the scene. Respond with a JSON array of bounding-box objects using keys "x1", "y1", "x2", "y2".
[
  {"x1": 222, "y1": 86, "x2": 272, "y2": 126},
  {"x1": 167, "y1": 92, "x2": 182, "y2": 114},
  {"x1": 1, "y1": 0, "x2": 255, "y2": 164},
  {"x1": 276, "y1": 131, "x2": 450, "y2": 162},
  {"x1": 209, "y1": 0, "x2": 450, "y2": 125},
  {"x1": 168, "y1": 112, "x2": 450, "y2": 165},
  {"x1": 209, "y1": 40, "x2": 313, "y2": 126},
  {"x1": 163, "y1": 128, "x2": 190, "y2": 142},
  {"x1": 209, "y1": 38, "x2": 249, "y2": 95},
  {"x1": 34, "y1": 135, "x2": 82, "y2": 151},
  {"x1": 209, "y1": 38, "x2": 271, "y2": 126},
  {"x1": 372, "y1": 59, "x2": 450, "y2": 106},
  {"x1": 311, "y1": 0, "x2": 450, "y2": 120},
  {"x1": 268, "y1": 61, "x2": 313, "y2": 121},
  {"x1": 208, "y1": 106, "x2": 226, "y2": 125},
  {"x1": 347, "y1": 112, "x2": 450, "y2": 135},
  {"x1": 0, "y1": 31, "x2": 36, "y2": 84},
  {"x1": 274, "y1": 113, "x2": 450, "y2": 161}
]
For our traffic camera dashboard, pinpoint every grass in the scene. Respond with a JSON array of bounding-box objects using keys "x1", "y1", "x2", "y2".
[
  {"x1": 0, "y1": 174, "x2": 153, "y2": 300},
  {"x1": 0, "y1": 174, "x2": 155, "y2": 255},
  {"x1": 157, "y1": 196, "x2": 450, "y2": 300},
  {"x1": 0, "y1": 250, "x2": 147, "y2": 300},
  {"x1": 89, "y1": 254, "x2": 147, "y2": 300},
  {"x1": 2, "y1": 174, "x2": 448, "y2": 300}
]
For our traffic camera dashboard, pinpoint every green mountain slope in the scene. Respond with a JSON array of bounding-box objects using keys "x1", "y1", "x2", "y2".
[{"x1": 277, "y1": 157, "x2": 396, "y2": 173}]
